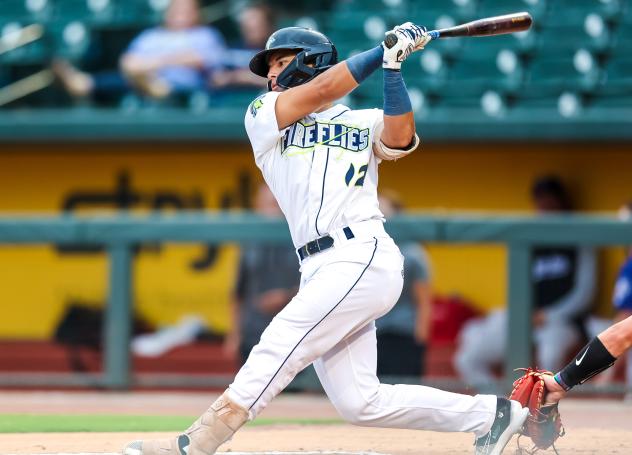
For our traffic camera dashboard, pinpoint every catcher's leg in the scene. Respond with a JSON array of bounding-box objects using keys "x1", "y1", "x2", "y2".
[{"x1": 313, "y1": 321, "x2": 498, "y2": 437}]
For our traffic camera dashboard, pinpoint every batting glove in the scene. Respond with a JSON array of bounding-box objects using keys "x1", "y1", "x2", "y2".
[
  {"x1": 382, "y1": 23, "x2": 430, "y2": 70},
  {"x1": 395, "y1": 22, "x2": 431, "y2": 51}
]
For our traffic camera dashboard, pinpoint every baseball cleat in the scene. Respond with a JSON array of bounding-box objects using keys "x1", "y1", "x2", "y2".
[
  {"x1": 474, "y1": 397, "x2": 529, "y2": 455},
  {"x1": 122, "y1": 435, "x2": 190, "y2": 455},
  {"x1": 122, "y1": 393, "x2": 249, "y2": 455}
]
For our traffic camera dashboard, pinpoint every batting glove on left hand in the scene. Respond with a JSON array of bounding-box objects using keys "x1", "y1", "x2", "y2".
[{"x1": 382, "y1": 22, "x2": 430, "y2": 70}]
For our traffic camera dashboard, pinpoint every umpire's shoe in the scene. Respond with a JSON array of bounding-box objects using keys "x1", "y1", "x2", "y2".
[
  {"x1": 474, "y1": 397, "x2": 528, "y2": 455},
  {"x1": 122, "y1": 393, "x2": 249, "y2": 455}
]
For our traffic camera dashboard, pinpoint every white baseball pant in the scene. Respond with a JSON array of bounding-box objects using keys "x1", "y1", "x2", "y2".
[{"x1": 228, "y1": 222, "x2": 496, "y2": 437}]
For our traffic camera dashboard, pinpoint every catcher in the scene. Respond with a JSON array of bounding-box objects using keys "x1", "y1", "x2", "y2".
[{"x1": 511, "y1": 314, "x2": 631, "y2": 452}]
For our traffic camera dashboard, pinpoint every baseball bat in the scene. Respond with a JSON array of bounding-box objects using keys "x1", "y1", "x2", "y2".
[{"x1": 384, "y1": 12, "x2": 533, "y2": 49}]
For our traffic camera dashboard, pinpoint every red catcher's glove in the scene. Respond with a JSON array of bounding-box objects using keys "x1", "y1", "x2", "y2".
[{"x1": 509, "y1": 368, "x2": 565, "y2": 452}]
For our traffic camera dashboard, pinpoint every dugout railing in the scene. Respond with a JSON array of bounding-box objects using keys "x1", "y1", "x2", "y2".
[{"x1": 0, "y1": 213, "x2": 630, "y2": 391}]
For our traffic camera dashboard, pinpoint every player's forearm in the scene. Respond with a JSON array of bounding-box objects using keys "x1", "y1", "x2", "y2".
[
  {"x1": 381, "y1": 69, "x2": 416, "y2": 149},
  {"x1": 316, "y1": 45, "x2": 384, "y2": 103},
  {"x1": 276, "y1": 46, "x2": 383, "y2": 129}
]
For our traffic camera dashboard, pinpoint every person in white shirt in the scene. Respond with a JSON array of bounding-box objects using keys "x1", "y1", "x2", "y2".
[{"x1": 124, "y1": 24, "x2": 527, "y2": 455}]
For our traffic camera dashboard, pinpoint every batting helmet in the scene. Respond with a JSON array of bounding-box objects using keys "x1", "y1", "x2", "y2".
[{"x1": 249, "y1": 27, "x2": 338, "y2": 89}]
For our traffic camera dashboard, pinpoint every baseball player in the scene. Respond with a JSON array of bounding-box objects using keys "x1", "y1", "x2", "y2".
[
  {"x1": 124, "y1": 24, "x2": 528, "y2": 455},
  {"x1": 542, "y1": 203, "x2": 632, "y2": 404}
]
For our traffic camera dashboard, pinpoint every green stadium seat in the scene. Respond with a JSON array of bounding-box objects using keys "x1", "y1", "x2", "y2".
[
  {"x1": 460, "y1": 31, "x2": 536, "y2": 59},
  {"x1": 53, "y1": 0, "x2": 121, "y2": 26},
  {"x1": 546, "y1": 0, "x2": 623, "y2": 23},
  {"x1": 611, "y1": 23, "x2": 632, "y2": 53},
  {"x1": 402, "y1": 49, "x2": 448, "y2": 94},
  {"x1": 441, "y1": 52, "x2": 523, "y2": 98},
  {"x1": 477, "y1": 0, "x2": 547, "y2": 22},
  {"x1": 0, "y1": 0, "x2": 53, "y2": 22},
  {"x1": 523, "y1": 52, "x2": 600, "y2": 97},
  {"x1": 588, "y1": 94, "x2": 632, "y2": 109},
  {"x1": 51, "y1": 21, "x2": 92, "y2": 61},
  {"x1": 0, "y1": 21, "x2": 49, "y2": 65},
  {"x1": 598, "y1": 58, "x2": 632, "y2": 95},
  {"x1": 334, "y1": 0, "x2": 410, "y2": 15},
  {"x1": 535, "y1": 25, "x2": 604, "y2": 55}
]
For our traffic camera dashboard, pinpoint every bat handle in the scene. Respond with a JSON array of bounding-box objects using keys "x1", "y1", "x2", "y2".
[{"x1": 384, "y1": 29, "x2": 440, "y2": 49}]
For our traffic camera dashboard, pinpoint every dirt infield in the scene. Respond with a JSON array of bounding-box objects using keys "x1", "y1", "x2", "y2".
[{"x1": 2, "y1": 391, "x2": 632, "y2": 454}]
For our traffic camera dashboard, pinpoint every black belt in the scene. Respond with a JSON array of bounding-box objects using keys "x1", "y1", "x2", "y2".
[{"x1": 297, "y1": 227, "x2": 355, "y2": 261}]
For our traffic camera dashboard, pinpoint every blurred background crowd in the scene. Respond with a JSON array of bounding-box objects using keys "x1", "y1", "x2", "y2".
[
  {"x1": 1, "y1": 0, "x2": 631, "y2": 116},
  {"x1": 0, "y1": 0, "x2": 631, "y2": 397}
]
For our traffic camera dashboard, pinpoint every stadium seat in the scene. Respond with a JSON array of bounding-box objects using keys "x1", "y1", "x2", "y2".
[
  {"x1": 0, "y1": 21, "x2": 49, "y2": 65},
  {"x1": 598, "y1": 58, "x2": 632, "y2": 95},
  {"x1": 441, "y1": 50, "x2": 523, "y2": 98},
  {"x1": 402, "y1": 49, "x2": 449, "y2": 94},
  {"x1": 477, "y1": 0, "x2": 547, "y2": 22},
  {"x1": 0, "y1": 0, "x2": 53, "y2": 22},
  {"x1": 51, "y1": 21, "x2": 92, "y2": 61},
  {"x1": 334, "y1": 0, "x2": 410, "y2": 15},
  {"x1": 460, "y1": 31, "x2": 535, "y2": 59},
  {"x1": 536, "y1": 25, "x2": 604, "y2": 56},
  {"x1": 53, "y1": 0, "x2": 121, "y2": 26},
  {"x1": 611, "y1": 22, "x2": 632, "y2": 53},
  {"x1": 523, "y1": 51, "x2": 600, "y2": 97},
  {"x1": 546, "y1": 0, "x2": 623, "y2": 23}
]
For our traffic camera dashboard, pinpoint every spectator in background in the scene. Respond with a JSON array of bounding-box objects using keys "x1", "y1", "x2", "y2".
[
  {"x1": 612, "y1": 202, "x2": 632, "y2": 397},
  {"x1": 208, "y1": 2, "x2": 273, "y2": 91},
  {"x1": 455, "y1": 175, "x2": 597, "y2": 393},
  {"x1": 54, "y1": 0, "x2": 225, "y2": 103},
  {"x1": 223, "y1": 182, "x2": 300, "y2": 365},
  {"x1": 376, "y1": 190, "x2": 433, "y2": 378}
]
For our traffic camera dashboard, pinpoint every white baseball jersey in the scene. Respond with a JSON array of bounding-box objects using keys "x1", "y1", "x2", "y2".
[{"x1": 244, "y1": 91, "x2": 385, "y2": 248}]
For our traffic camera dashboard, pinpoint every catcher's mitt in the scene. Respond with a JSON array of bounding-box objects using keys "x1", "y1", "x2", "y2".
[{"x1": 509, "y1": 368, "x2": 565, "y2": 453}]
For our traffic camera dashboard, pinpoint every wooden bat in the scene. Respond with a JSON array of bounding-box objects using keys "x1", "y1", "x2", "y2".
[{"x1": 384, "y1": 12, "x2": 533, "y2": 48}]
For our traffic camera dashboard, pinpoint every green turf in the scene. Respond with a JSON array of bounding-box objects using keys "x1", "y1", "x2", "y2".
[{"x1": 0, "y1": 414, "x2": 343, "y2": 433}]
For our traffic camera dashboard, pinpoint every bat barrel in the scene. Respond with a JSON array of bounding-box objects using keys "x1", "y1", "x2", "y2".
[{"x1": 438, "y1": 12, "x2": 532, "y2": 38}]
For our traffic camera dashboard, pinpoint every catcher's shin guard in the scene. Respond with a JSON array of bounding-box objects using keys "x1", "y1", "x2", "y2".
[{"x1": 123, "y1": 392, "x2": 249, "y2": 455}]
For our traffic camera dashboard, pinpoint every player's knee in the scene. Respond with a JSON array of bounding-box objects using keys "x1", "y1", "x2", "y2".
[{"x1": 333, "y1": 394, "x2": 380, "y2": 426}]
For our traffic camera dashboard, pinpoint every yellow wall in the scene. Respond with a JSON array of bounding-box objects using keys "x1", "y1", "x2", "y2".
[{"x1": 0, "y1": 142, "x2": 630, "y2": 338}]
